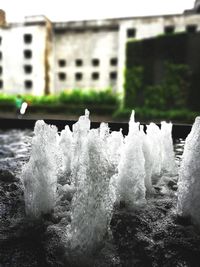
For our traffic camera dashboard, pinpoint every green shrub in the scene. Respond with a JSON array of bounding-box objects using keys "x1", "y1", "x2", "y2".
[
  {"x1": 124, "y1": 66, "x2": 144, "y2": 108},
  {"x1": 125, "y1": 32, "x2": 200, "y2": 111},
  {"x1": 0, "y1": 89, "x2": 120, "y2": 115},
  {"x1": 59, "y1": 88, "x2": 119, "y2": 106},
  {"x1": 113, "y1": 107, "x2": 199, "y2": 123},
  {"x1": 161, "y1": 62, "x2": 190, "y2": 109},
  {"x1": 0, "y1": 93, "x2": 16, "y2": 104},
  {"x1": 23, "y1": 94, "x2": 59, "y2": 105},
  {"x1": 124, "y1": 62, "x2": 191, "y2": 111}
]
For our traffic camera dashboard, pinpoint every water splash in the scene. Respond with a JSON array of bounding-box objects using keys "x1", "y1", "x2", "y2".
[
  {"x1": 116, "y1": 111, "x2": 146, "y2": 207},
  {"x1": 59, "y1": 125, "x2": 73, "y2": 183},
  {"x1": 22, "y1": 120, "x2": 60, "y2": 218},
  {"x1": 21, "y1": 109, "x2": 177, "y2": 260},
  {"x1": 70, "y1": 109, "x2": 91, "y2": 187},
  {"x1": 65, "y1": 128, "x2": 114, "y2": 258},
  {"x1": 177, "y1": 117, "x2": 200, "y2": 226},
  {"x1": 160, "y1": 121, "x2": 177, "y2": 177}
]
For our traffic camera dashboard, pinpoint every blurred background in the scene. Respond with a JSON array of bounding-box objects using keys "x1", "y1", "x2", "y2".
[{"x1": 0, "y1": 0, "x2": 199, "y2": 123}]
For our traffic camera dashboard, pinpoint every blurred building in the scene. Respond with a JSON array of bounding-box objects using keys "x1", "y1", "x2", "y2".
[{"x1": 0, "y1": 2, "x2": 200, "y2": 96}]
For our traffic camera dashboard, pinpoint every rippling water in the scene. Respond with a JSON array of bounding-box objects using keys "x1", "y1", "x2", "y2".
[
  {"x1": 2, "y1": 129, "x2": 200, "y2": 267},
  {"x1": 0, "y1": 129, "x2": 185, "y2": 181}
]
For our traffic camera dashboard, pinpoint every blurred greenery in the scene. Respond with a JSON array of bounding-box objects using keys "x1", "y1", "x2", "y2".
[
  {"x1": 121, "y1": 62, "x2": 198, "y2": 123},
  {"x1": 124, "y1": 62, "x2": 191, "y2": 110},
  {"x1": 58, "y1": 88, "x2": 119, "y2": 105},
  {"x1": 113, "y1": 107, "x2": 199, "y2": 123},
  {"x1": 0, "y1": 87, "x2": 199, "y2": 123},
  {"x1": 124, "y1": 66, "x2": 144, "y2": 108},
  {"x1": 0, "y1": 88, "x2": 120, "y2": 115},
  {"x1": 0, "y1": 93, "x2": 16, "y2": 104}
]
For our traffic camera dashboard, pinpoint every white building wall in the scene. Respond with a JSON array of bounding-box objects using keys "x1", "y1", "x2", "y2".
[
  {"x1": 0, "y1": 23, "x2": 47, "y2": 96},
  {"x1": 0, "y1": 12, "x2": 200, "y2": 96},
  {"x1": 52, "y1": 27, "x2": 119, "y2": 93}
]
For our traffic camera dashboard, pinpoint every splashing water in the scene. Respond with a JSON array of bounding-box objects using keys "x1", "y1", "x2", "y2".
[
  {"x1": 22, "y1": 120, "x2": 60, "y2": 218},
  {"x1": 65, "y1": 128, "x2": 114, "y2": 258},
  {"x1": 116, "y1": 114, "x2": 146, "y2": 207},
  {"x1": 21, "y1": 109, "x2": 178, "y2": 259},
  {"x1": 177, "y1": 117, "x2": 200, "y2": 227}
]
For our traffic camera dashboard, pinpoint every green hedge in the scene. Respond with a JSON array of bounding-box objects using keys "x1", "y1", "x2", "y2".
[
  {"x1": 0, "y1": 89, "x2": 120, "y2": 115},
  {"x1": 113, "y1": 107, "x2": 200, "y2": 123},
  {"x1": 58, "y1": 89, "x2": 119, "y2": 105},
  {"x1": 0, "y1": 94, "x2": 16, "y2": 104}
]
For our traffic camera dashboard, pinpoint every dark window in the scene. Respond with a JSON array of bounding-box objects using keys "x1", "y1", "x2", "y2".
[
  {"x1": 75, "y1": 59, "x2": 83, "y2": 66},
  {"x1": 75, "y1": 72, "x2": 83, "y2": 81},
  {"x1": 24, "y1": 65, "x2": 32, "y2": 74},
  {"x1": 0, "y1": 66, "x2": 2, "y2": 75},
  {"x1": 58, "y1": 59, "x2": 66, "y2": 67},
  {"x1": 24, "y1": 50, "x2": 32, "y2": 59},
  {"x1": 0, "y1": 37, "x2": 2, "y2": 45},
  {"x1": 0, "y1": 80, "x2": 3, "y2": 89},
  {"x1": 92, "y1": 72, "x2": 99, "y2": 80},
  {"x1": 186, "y1": 25, "x2": 197, "y2": 33},
  {"x1": 164, "y1": 26, "x2": 175, "y2": 34},
  {"x1": 58, "y1": 72, "x2": 66, "y2": 80},
  {"x1": 110, "y1": 72, "x2": 117, "y2": 80},
  {"x1": 0, "y1": 52, "x2": 2, "y2": 60},
  {"x1": 110, "y1": 58, "x2": 118, "y2": 66},
  {"x1": 92, "y1": 59, "x2": 100, "y2": 66},
  {"x1": 24, "y1": 34, "x2": 32, "y2": 44},
  {"x1": 24, "y1": 80, "x2": 32, "y2": 89},
  {"x1": 127, "y1": 28, "x2": 136, "y2": 38}
]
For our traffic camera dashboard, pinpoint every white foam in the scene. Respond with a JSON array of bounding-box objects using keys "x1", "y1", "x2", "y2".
[
  {"x1": 177, "y1": 117, "x2": 200, "y2": 226},
  {"x1": 22, "y1": 120, "x2": 60, "y2": 218}
]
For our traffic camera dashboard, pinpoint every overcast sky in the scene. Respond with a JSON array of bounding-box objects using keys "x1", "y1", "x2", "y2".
[{"x1": 0, "y1": 0, "x2": 196, "y2": 22}]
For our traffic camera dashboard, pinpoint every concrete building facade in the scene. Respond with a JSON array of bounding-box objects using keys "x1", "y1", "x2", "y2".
[{"x1": 0, "y1": 3, "x2": 200, "y2": 96}]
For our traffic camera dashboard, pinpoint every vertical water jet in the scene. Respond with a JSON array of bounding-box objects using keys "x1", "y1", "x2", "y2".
[
  {"x1": 177, "y1": 117, "x2": 200, "y2": 227},
  {"x1": 22, "y1": 120, "x2": 59, "y2": 218}
]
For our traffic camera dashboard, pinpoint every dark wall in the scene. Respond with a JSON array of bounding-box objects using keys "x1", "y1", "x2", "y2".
[{"x1": 125, "y1": 32, "x2": 200, "y2": 111}]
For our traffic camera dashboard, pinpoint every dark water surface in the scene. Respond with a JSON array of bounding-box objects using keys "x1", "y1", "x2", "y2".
[{"x1": 0, "y1": 129, "x2": 200, "y2": 267}]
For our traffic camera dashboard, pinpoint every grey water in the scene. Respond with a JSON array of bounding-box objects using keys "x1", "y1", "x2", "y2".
[{"x1": 0, "y1": 128, "x2": 199, "y2": 267}]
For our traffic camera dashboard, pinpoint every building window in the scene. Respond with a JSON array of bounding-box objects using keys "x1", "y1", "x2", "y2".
[
  {"x1": 0, "y1": 66, "x2": 2, "y2": 75},
  {"x1": 92, "y1": 72, "x2": 99, "y2": 80},
  {"x1": 24, "y1": 80, "x2": 32, "y2": 89},
  {"x1": 0, "y1": 51, "x2": 2, "y2": 60},
  {"x1": 24, "y1": 34, "x2": 32, "y2": 44},
  {"x1": 0, "y1": 37, "x2": 2, "y2": 45},
  {"x1": 58, "y1": 59, "x2": 66, "y2": 67},
  {"x1": 92, "y1": 59, "x2": 100, "y2": 66},
  {"x1": 127, "y1": 28, "x2": 136, "y2": 38},
  {"x1": 110, "y1": 58, "x2": 118, "y2": 66},
  {"x1": 110, "y1": 72, "x2": 117, "y2": 80},
  {"x1": 75, "y1": 72, "x2": 83, "y2": 81},
  {"x1": 24, "y1": 65, "x2": 32, "y2": 74},
  {"x1": 58, "y1": 72, "x2": 66, "y2": 80},
  {"x1": 0, "y1": 80, "x2": 3, "y2": 89},
  {"x1": 75, "y1": 59, "x2": 83, "y2": 67},
  {"x1": 164, "y1": 26, "x2": 175, "y2": 34},
  {"x1": 24, "y1": 50, "x2": 32, "y2": 59},
  {"x1": 186, "y1": 25, "x2": 197, "y2": 33}
]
